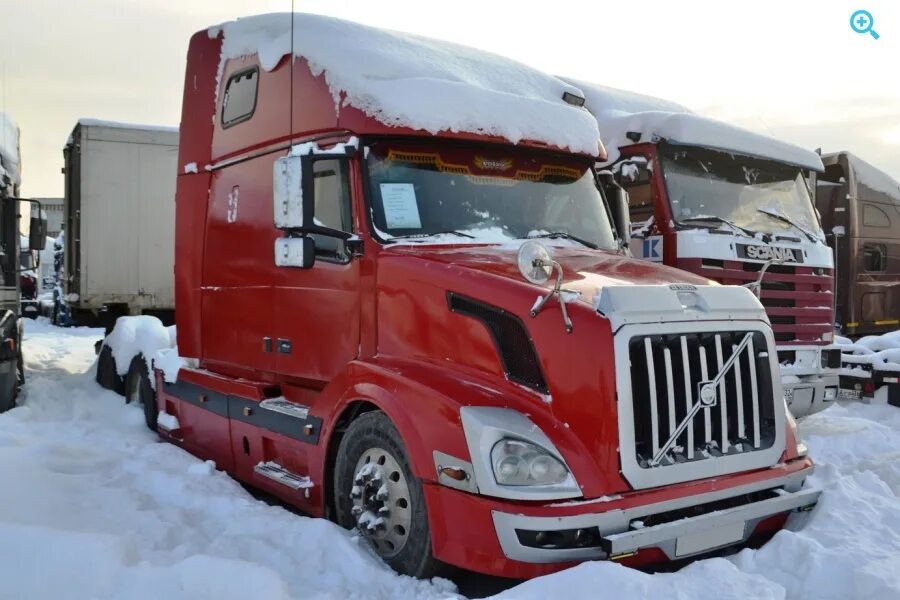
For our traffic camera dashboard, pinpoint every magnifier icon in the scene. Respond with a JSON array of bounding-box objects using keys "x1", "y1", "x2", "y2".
[{"x1": 850, "y1": 9, "x2": 880, "y2": 39}]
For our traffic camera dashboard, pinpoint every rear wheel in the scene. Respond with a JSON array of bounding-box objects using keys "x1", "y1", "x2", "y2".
[
  {"x1": 125, "y1": 355, "x2": 157, "y2": 432},
  {"x1": 333, "y1": 411, "x2": 441, "y2": 578}
]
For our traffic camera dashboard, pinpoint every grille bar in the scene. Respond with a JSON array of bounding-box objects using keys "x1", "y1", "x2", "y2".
[{"x1": 629, "y1": 331, "x2": 776, "y2": 467}]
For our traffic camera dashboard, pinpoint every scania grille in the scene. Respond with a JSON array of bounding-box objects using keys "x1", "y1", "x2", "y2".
[
  {"x1": 687, "y1": 258, "x2": 833, "y2": 345},
  {"x1": 628, "y1": 331, "x2": 777, "y2": 468}
]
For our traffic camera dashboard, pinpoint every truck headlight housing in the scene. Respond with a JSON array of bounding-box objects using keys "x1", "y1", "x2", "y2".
[{"x1": 491, "y1": 439, "x2": 569, "y2": 486}]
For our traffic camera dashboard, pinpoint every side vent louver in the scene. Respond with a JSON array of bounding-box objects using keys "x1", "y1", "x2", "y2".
[{"x1": 447, "y1": 292, "x2": 548, "y2": 394}]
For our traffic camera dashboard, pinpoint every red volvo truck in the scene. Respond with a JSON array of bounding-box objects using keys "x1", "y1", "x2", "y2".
[
  {"x1": 133, "y1": 14, "x2": 820, "y2": 579},
  {"x1": 566, "y1": 80, "x2": 841, "y2": 418}
]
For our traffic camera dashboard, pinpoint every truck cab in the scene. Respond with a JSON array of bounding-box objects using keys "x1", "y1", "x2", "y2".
[
  {"x1": 816, "y1": 151, "x2": 900, "y2": 338},
  {"x1": 151, "y1": 14, "x2": 820, "y2": 580},
  {"x1": 567, "y1": 80, "x2": 840, "y2": 417}
]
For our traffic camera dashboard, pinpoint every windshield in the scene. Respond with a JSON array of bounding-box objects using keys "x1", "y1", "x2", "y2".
[
  {"x1": 365, "y1": 140, "x2": 617, "y2": 249},
  {"x1": 660, "y1": 144, "x2": 821, "y2": 236}
]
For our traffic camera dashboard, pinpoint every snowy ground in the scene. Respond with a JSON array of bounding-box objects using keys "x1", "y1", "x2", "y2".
[{"x1": 1, "y1": 321, "x2": 899, "y2": 600}]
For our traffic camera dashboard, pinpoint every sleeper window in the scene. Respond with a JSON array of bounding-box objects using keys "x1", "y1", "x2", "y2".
[
  {"x1": 863, "y1": 203, "x2": 891, "y2": 228},
  {"x1": 222, "y1": 68, "x2": 259, "y2": 127},
  {"x1": 311, "y1": 159, "x2": 353, "y2": 262}
]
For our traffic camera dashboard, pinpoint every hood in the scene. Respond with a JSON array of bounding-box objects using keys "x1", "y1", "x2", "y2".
[{"x1": 380, "y1": 242, "x2": 714, "y2": 304}]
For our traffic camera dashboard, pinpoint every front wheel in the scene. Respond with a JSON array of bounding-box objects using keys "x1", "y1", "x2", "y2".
[
  {"x1": 125, "y1": 355, "x2": 157, "y2": 432},
  {"x1": 333, "y1": 411, "x2": 441, "y2": 578}
]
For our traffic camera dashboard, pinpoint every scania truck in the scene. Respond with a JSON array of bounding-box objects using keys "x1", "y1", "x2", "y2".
[
  {"x1": 566, "y1": 80, "x2": 841, "y2": 418},
  {"x1": 122, "y1": 14, "x2": 819, "y2": 579}
]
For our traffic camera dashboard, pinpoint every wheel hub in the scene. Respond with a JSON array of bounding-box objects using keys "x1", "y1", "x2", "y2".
[{"x1": 350, "y1": 447, "x2": 412, "y2": 558}]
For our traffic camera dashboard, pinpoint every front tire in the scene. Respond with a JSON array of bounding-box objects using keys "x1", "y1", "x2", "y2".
[
  {"x1": 333, "y1": 411, "x2": 440, "y2": 578},
  {"x1": 125, "y1": 355, "x2": 157, "y2": 432}
]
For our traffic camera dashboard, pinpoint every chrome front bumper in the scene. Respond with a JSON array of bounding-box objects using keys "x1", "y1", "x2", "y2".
[{"x1": 492, "y1": 469, "x2": 820, "y2": 563}]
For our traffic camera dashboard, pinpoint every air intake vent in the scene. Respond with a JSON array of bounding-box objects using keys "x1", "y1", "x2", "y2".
[{"x1": 447, "y1": 293, "x2": 548, "y2": 393}]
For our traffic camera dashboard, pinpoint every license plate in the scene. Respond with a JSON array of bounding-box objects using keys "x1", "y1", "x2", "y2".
[
  {"x1": 675, "y1": 522, "x2": 745, "y2": 557},
  {"x1": 839, "y1": 388, "x2": 862, "y2": 400}
]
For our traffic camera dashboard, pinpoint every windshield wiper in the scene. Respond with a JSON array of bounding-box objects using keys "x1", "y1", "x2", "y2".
[
  {"x1": 524, "y1": 231, "x2": 599, "y2": 249},
  {"x1": 680, "y1": 216, "x2": 757, "y2": 238},
  {"x1": 389, "y1": 229, "x2": 476, "y2": 241},
  {"x1": 756, "y1": 209, "x2": 817, "y2": 243}
]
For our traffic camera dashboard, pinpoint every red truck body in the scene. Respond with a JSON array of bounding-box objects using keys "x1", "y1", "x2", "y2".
[{"x1": 153, "y1": 15, "x2": 819, "y2": 579}]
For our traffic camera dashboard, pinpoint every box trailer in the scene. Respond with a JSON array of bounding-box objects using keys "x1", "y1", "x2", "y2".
[
  {"x1": 62, "y1": 120, "x2": 178, "y2": 329},
  {"x1": 103, "y1": 13, "x2": 820, "y2": 580}
]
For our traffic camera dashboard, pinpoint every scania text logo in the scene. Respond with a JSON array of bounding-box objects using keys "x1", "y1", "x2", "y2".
[{"x1": 739, "y1": 244, "x2": 800, "y2": 263}]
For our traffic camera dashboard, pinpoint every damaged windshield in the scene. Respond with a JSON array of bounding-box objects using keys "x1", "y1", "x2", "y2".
[
  {"x1": 365, "y1": 140, "x2": 617, "y2": 250},
  {"x1": 660, "y1": 144, "x2": 821, "y2": 237}
]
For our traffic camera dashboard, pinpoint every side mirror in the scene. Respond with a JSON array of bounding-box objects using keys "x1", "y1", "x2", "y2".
[
  {"x1": 29, "y1": 212, "x2": 48, "y2": 251},
  {"x1": 612, "y1": 186, "x2": 631, "y2": 248},
  {"x1": 274, "y1": 237, "x2": 315, "y2": 268}
]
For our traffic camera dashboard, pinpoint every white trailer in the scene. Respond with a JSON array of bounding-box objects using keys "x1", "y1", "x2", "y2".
[{"x1": 63, "y1": 119, "x2": 178, "y2": 329}]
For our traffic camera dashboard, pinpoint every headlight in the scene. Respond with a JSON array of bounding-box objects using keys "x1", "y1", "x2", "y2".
[{"x1": 491, "y1": 439, "x2": 569, "y2": 486}]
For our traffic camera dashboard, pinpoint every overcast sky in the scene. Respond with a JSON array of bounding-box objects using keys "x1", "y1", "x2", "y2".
[{"x1": 1, "y1": 0, "x2": 898, "y2": 197}]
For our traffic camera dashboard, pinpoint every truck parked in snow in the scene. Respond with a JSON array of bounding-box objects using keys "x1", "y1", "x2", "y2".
[
  {"x1": 566, "y1": 80, "x2": 841, "y2": 418},
  {"x1": 0, "y1": 113, "x2": 48, "y2": 413},
  {"x1": 62, "y1": 120, "x2": 178, "y2": 329},
  {"x1": 105, "y1": 13, "x2": 820, "y2": 580},
  {"x1": 815, "y1": 151, "x2": 900, "y2": 338}
]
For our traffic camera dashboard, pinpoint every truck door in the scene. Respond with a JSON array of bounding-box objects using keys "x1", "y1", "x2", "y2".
[{"x1": 273, "y1": 158, "x2": 360, "y2": 383}]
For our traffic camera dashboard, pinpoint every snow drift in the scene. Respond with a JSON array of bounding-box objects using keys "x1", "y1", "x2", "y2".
[{"x1": 209, "y1": 13, "x2": 601, "y2": 155}]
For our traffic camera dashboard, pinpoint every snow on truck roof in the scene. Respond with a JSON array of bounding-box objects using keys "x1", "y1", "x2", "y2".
[
  {"x1": 207, "y1": 13, "x2": 601, "y2": 156},
  {"x1": 0, "y1": 112, "x2": 21, "y2": 187},
  {"x1": 563, "y1": 78, "x2": 824, "y2": 172},
  {"x1": 76, "y1": 119, "x2": 178, "y2": 133}
]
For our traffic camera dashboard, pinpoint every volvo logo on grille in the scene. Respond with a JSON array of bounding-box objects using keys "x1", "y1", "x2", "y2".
[
  {"x1": 669, "y1": 284, "x2": 698, "y2": 291},
  {"x1": 737, "y1": 244, "x2": 802, "y2": 263}
]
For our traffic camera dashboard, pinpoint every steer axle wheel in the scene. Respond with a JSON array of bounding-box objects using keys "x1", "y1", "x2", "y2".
[{"x1": 333, "y1": 411, "x2": 441, "y2": 578}]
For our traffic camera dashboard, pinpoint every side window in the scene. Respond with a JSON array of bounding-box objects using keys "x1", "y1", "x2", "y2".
[
  {"x1": 312, "y1": 159, "x2": 353, "y2": 262},
  {"x1": 221, "y1": 68, "x2": 259, "y2": 127},
  {"x1": 863, "y1": 203, "x2": 891, "y2": 227},
  {"x1": 863, "y1": 243, "x2": 887, "y2": 272},
  {"x1": 616, "y1": 159, "x2": 654, "y2": 224}
]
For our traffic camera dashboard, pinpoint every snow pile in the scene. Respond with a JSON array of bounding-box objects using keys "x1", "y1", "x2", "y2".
[
  {"x1": 562, "y1": 78, "x2": 824, "y2": 171},
  {"x1": 103, "y1": 315, "x2": 175, "y2": 377},
  {"x1": 209, "y1": 13, "x2": 600, "y2": 155},
  {"x1": 1, "y1": 320, "x2": 457, "y2": 600},
  {"x1": 0, "y1": 112, "x2": 21, "y2": 186},
  {"x1": 836, "y1": 331, "x2": 900, "y2": 374}
]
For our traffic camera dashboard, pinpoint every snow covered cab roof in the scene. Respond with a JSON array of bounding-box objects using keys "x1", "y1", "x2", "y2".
[
  {"x1": 562, "y1": 78, "x2": 823, "y2": 172},
  {"x1": 208, "y1": 13, "x2": 602, "y2": 156},
  {"x1": 0, "y1": 112, "x2": 21, "y2": 187},
  {"x1": 822, "y1": 151, "x2": 900, "y2": 204}
]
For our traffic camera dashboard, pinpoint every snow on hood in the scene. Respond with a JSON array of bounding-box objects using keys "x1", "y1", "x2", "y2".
[
  {"x1": 562, "y1": 78, "x2": 824, "y2": 172},
  {"x1": 208, "y1": 13, "x2": 601, "y2": 155},
  {"x1": 0, "y1": 112, "x2": 21, "y2": 186}
]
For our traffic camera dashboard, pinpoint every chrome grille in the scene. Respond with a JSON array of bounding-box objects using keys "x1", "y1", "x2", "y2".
[{"x1": 628, "y1": 331, "x2": 777, "y2": 468}]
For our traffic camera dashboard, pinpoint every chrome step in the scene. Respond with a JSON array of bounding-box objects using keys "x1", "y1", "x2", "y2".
[
  {"x1": 254, "y1": 461, "x2": 313, "y2": 490},
  {"x1": 259, "y1": 397, "x2": 310, "y2": 419}
]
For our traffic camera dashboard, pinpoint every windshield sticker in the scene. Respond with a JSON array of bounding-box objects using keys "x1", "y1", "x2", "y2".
[{"x1": 380, "y1": 183, "x2": 422, "y2": 229}]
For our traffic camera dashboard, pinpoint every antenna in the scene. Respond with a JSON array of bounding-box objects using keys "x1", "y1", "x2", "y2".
[{"x1": 289, "y1": 0, "x2": 295, "y2": 146}]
